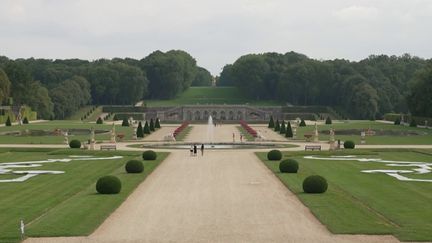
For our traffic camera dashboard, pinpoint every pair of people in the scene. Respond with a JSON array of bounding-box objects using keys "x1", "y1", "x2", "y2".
[{"x1": 190, "y1": 144, "x2": 205, "y2": 156}]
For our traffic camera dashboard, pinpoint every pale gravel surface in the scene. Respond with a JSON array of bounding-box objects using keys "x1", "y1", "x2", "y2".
[{"x1": 18, "y1": 123, "x2": 424, "y2": 243}]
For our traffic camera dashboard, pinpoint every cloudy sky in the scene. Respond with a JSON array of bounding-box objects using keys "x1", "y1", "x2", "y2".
[{"x1": 1, "y1": 0, "x2": 431, "y2": 74}]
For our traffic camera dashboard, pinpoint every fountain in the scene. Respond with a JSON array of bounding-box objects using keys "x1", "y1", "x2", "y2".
[{"x1": 206, "y1": 115, "x2": 214, "y2": 143}]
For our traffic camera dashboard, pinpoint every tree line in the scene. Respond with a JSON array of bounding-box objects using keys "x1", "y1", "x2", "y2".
[
  {"x1": 218, "y1": 52, "x2": 432, "y2": 119},
  {"x1": 0, "y1": 50, "x2": 213, "y2": 119},
  {"x1": 1, "y1": 50, "x2": 431, "y2": 120}
]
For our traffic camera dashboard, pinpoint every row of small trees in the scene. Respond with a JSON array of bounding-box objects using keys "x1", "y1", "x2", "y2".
[
  {"x1": 135, "y1": 118, "x2": 161, "y2": 138},
  {"x1": 268, "y1": 116, "x2": 294, "y2": 138}
]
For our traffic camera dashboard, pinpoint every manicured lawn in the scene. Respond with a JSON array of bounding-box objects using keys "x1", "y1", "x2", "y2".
[
  {"x1": 144, "y1": 87, "x2": 283, "y2": 107},
  {"x1": 0, "y1": 148, "x2": 168, "y2": 242},
  {"x1": 290, "y1": 120, "x2": 432, "y2": 145},
  {"x1": 257, "y1": 149, "x2": 432, "y2": 241},
  {"x1": 0, "y1": 121, "x2": 134, "y2": 144}
]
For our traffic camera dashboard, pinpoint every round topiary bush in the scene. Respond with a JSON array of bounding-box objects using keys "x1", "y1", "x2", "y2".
[
  {"x1": 303, "y1": 175, "x2": 328, "y2": 193},
  {"x1": 125, "y1": 160, "x2": 144, "y2": 173},
  {"x1": 142, "y1": 150, "x2": 157, "y2": 160},
  {"x1": 279, "y1": 159, "x2": 299, "y2": 173},
  {"x1": 267, "y1": 150, "x2": 282, "y2": 161},
  {"x1": 69, "y1": 139, "x2": 81, "y2": 149},
  {"x1": 96, "y1": 175, "x2": 122, "y2": 194},
  {"x1": 343, "y1": 140, "x2": 355, "y2": 149}
]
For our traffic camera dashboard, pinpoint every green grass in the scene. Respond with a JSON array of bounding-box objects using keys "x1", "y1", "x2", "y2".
[
  {"x1": 257, "y1": 149, "x2": 432, "y2": 241},
  {"x1": 0, "y1": 121, "x2": 134, "y2": 144},
  {"x1": 0, "y1": 148, "x2": 168, "y2": 242},
  {"x1": 144, "y1": 87, "x2": 283, "y2": 107},
  {"x1": 67, "y1": 106, "x2": 103, "y2": 122},
  {"x1": 292, "y1": 120, "x2": 432, "y2": 145}
]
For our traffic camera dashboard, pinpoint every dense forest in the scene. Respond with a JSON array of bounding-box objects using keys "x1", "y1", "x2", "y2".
[
  {"x1": 0, "y1": 50, "x2": 212, "y2": 119},
  {"x1": 0, "y1": 50, "x2": 431, "y2": 120},
  {"x1": 219, "y1": 52, "x2": 432, "y2": 119}
]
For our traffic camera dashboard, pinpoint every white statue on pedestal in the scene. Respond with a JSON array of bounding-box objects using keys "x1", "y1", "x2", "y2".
[
  {"x1": 90, "y1": 127, "x2": 95, "y2": 150},
  {"x1": 110, "y1": 123, "x2": 116, "y2": 143},
  {"x1": 313, "y1": 123, "x2": 319, "y2": 143}
]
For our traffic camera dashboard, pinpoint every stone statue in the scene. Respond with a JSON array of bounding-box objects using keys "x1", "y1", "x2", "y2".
[
  {"x1": 329, "y1": 128, "x2": 336, "y2": 150},
  {"x1": 110, "y1": 123, "x2": 116, "y2": 143},
  {"x1": 313, "y1": 123, "x2": 319, "y2": 143},
  {"x1": 64, "y1": 130, "x2": 69, "y2": 145},
  {"x1": 329, "y1": 128, "x2": 335, "y2": 142},
  {"x1": 90, "y1": 127, "x2": 95, "y2": 150}
]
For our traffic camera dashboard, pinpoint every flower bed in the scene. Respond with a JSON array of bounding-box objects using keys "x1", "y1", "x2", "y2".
[
  {"x1": 239, "y1": 120, "x2": 257, "y2": 137},
  {"x1": 173, "y1": 122, "x2": 189, "y2": 138}
]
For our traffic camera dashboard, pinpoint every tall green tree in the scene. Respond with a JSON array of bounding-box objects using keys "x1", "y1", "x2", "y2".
[
  {"x1": 280, "y1": 120, "x2": 286, "y2": 134},
  {"x1": 149, "y1": 118, "x2": 155, "y2": 131},
  {"x1": 143, "y1": 121, "x2": 151, "y2": 134},
  {"x1": 274, "y1": 120, "x2": 280, "y2": 131},
  {"x1": 3, "y1": 62, "x2": 32, "y2": 104},
  {"x1": 155, "y1": 118, "x2": 161, "y2": 128},
  {"x1": 407, "y1": 65, "x2": 432, "y2": 117},
  {"x1": 137, "y1": 121, "x2": 144, "y2": 138},
  {"x1": 0, "y1": 68, "x2": 11, "y2": 103},
  {"x1": 286, "y1": 122, "x2": 293, "y2": 138},
  {"x1": 192, "y1": 67, "x2": 213, "y2": 86},
  {"x1": 268, "y1": 116, "x2": 275, "y2": 128}
]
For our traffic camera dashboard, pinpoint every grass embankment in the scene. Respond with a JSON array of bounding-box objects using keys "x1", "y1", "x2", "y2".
[
  {"x1": 67, "y1": 106, "x2": 103, "y2": 122},
  {"x1": 0, "y1": 148, "x2": 168, "y2": 242},
  {"x1": 144, "y1": 87, "x2": 283, "y2": 107},
  {"x1": 257, "y1": 149, "x2": 432, "y2": 241},
  {"x1": 281, "y1": 120, "x2": 432, "y2": 145},
  {"x1": 0, "y1": 121, "x2": 134, "y2": 144}
]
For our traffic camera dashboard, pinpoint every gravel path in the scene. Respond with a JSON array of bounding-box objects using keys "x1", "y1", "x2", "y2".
[{"x1": 20, "y1": 124, "x2": 412, "y2": 242}]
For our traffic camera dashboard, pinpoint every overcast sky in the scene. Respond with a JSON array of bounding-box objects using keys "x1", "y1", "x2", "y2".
[{"x1": 1, "y1": 0, "x2": 431, "y2": 74}]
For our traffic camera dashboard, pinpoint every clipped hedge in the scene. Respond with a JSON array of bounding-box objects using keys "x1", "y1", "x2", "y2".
[
  {"x1": 142, "y1": 150, "x2": 157, "y2": 160},
  {"x1": 96, "y1": 175, "x2": 122, "y2": 194},
  {"x1": 267, "y1": 150, "x2": 282, "y2": 161},
  {"x1": 279, "y1": 159, "x2": 299, "y2": 173},
  {"x1": 343, "y1": 140, "x2": 355, "y2": 149},
  {"x1": 69, "y1": 139, "x2": 81, "y2": 149},
  {"x1": 303, "y1": 175, "x2": 328, "y2": 193},
  {"x1": 125, "y1": 160, "x2": 144, "y2": 173}
]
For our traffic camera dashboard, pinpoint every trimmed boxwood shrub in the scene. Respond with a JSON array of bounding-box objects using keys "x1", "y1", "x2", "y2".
[
  {"x1": 268, "y1": 116, "x2": 275, "y2": 128},
  {"x1": 410, "y1": 119, "x2": 417, "y2": 127},
  {"x1": 96, "y1": 117, "x2": 103, "y2": 124},
  {"x1": 96, "y1": 175, "x2": 122, "y2": 194},
  {"x1": 299, "y1": 118, "x2": 306, "y2": 127},
  {"x1": 155, "y1": 118, "x2": 161, "y2": 128},
  {"x1": 343, "y1": 140, "x2": 355, "y2": 149},
  {"x1": 5, "y1": 116, "x2": 11, "y2": 126},
  {"x1": 69, "y1": 139, "x2": 81, "y2": 149},
  {"x1": 23, "y1": 117, "x2": 29, "y2": 124},
  {"x1": 325, "y1": 116, "x2": 332, "y2": 124},
  {"x1": 267, "y1": 150, "x2": 282, "y2": 161},
  {"x1": 142, "y1": 150, "x2": 157, "y2": 160},
  {"x1": 279, "y1": 159, "x2": 299, "y2": 173},
  {"x1": 125, "y1": 160, "x2": 144, "y2": 173},
  {"x1": 122, "y1": 118, "x2": 129, "y2": 127},
  {"x1": 303, "y1": 175, "x2": 328, "y2": 193}
]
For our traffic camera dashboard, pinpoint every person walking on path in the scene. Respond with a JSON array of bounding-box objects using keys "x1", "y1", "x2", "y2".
[
  {"x1": 190, "y1": 145, "x2": 193, "y2": 156},
  {"x1": 193, "y1": 144, "x2": 197, "y2": 156},
  {"x1": 200, "y1": 144, "x2": 204, "y2": 156},
  {"x1": 232, "y1": 133, "x2": 235, "y2": 142}
]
